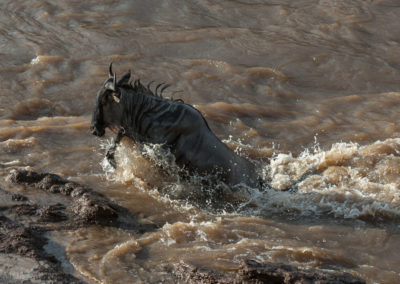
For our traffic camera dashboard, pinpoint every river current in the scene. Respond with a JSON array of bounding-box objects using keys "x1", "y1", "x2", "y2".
[{"x1": 1, "y1": 1, "x2": 400, "y2": 283}]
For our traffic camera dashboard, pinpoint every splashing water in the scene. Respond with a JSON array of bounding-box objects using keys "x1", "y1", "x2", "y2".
[
  {"x1": 260, "y1": 139, "x2": 400, "y2": 220},
  {"x1": 100, "y1": 136, "x2": 400, "y2": 221}
]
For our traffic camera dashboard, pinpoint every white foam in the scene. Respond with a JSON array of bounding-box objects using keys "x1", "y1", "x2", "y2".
[
  {"x1": 258, "y1": 139, "x2": 400, "y2": 219},
  {"x1": 98, "y1": 136, "x2": 400, "y2": 220}
]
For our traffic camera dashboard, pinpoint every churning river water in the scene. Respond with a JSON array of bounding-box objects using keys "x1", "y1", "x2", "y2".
[{"x1": 1, "y1": 0, "x2": 400, "y2": 283}]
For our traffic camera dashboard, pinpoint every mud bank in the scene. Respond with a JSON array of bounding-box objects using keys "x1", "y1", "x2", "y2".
[
  {"x1": 0, "y1": 215, "x2": 83, "y2": 284},
  {"x1": 0, "y1": 170, "x2": 365, "y2": 283},
  {"x1": 0, "y1": 170, "x2": 148, "y2": 283},
  {"x1": 174, "y1": 260, "x2": 365, "y2": 284}
]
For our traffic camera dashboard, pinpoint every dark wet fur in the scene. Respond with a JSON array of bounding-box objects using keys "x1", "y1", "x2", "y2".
[{"x1": 91, "y1": 64, "x2": 263, "y2": 189}]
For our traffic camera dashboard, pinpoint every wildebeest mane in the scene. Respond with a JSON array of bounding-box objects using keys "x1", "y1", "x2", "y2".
[
  {"x1": 116, "y1": 76, "x2": 197, "y2": 142},
  {"x1": 124, "y1": 78, "x2": 184, "y2": 103}
]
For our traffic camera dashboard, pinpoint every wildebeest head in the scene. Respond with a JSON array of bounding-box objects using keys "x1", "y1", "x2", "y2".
[{"x1": 90, "y1": 63, "x2": 131, "y2": 137}]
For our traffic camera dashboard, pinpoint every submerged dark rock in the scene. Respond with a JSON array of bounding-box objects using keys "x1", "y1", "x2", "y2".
[
  {"x1": 239, "y1": 259, "x2": 365, "y2": 284},
  {"x1": 174, "y1": 261, "x2": 235, "y2": 283},
  {"x1": 9, "y1": 169, "x2": 119, "y2": 225},
  {"x1": 9, "y1": 170, "x2": 88, "y2": 197},
  {"x1": 0, "y1": 216, "x2": 84, "y2": 284},
  {"x1": 174, "y1": 259, "x2": 365, "y2": 284},
  {"x1": 70, "y1": 193, "x2": 118, "y2": 225},
  {"x1": 11, "y1": 193, "x2": 28, "y2": 202},
  {"x1": 1, "y1": 169, "x2": 146, "y2": 283},
  {"x1": 0, "y1": 219, "x2": 45, "y2": 259},
  {"x1": 37, "y1": 203, "x2": 68, "y2": 222}
]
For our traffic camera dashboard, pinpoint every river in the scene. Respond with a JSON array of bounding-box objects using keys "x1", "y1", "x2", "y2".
[{"x1": 1, "y1": 1, "x2": 400, "y2": 283}]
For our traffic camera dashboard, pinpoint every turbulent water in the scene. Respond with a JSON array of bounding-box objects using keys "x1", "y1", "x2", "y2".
[{"x1": 1, "y1": 0, "x2": 400, "y2": 283}]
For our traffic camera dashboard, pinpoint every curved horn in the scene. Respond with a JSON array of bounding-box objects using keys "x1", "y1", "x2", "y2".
[
  {"x1": 113, "y1": 72, "x2": 117, "y2": 91},
  {"x1": 105, "y1": 71, "x2": 117, "y2": 91},
  {"x1": 109, "y1": 63, "x2": 114, "y2": 78}
]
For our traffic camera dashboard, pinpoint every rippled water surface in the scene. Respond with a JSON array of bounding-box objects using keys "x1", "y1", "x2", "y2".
[{"x1": 1, "y1": 1, "x2": 400, "y2": 283}]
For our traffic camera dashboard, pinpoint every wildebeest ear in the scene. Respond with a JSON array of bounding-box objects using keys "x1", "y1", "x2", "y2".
[
  {"x1": 105, "y1": 72, "x2": 117, "y2": 91},
  {"x1": 118, "y1": 70, "x2": 131, "y2": 86}
]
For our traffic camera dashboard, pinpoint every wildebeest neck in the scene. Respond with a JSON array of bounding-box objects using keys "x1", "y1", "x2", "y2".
[{"x1": 118, "y1": 86, "x2": 172, "y2": 143}]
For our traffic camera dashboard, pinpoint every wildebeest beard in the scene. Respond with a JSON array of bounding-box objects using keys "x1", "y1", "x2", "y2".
[{"x1": 91, "y1": 63, "x2": 264, "y2": 190}]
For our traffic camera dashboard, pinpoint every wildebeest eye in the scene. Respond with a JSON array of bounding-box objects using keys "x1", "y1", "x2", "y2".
[
  {"x1": 112, "y1": 91, "x2": 121, "y2": 103},
  {"x1": 100, "y1": 90, "x2": 120, "y2": 105}
]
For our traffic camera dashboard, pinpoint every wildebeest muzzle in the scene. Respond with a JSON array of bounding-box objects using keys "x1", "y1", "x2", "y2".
[
  {"x1": 90, "y1": 124, "x2": 105, "y2": 137},
  {"x1": 90, "y1": 107, "x2": 105, "y2": 137}
]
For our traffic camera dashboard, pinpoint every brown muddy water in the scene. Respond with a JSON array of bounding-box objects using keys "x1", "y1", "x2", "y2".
[{"x1": 1, "y1": 0, "x2": 400, "y2": 283}]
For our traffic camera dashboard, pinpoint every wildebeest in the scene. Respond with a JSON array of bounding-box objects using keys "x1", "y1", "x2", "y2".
[{"x1": 90, "y1": 64, "x2": 263, "y2": 190}]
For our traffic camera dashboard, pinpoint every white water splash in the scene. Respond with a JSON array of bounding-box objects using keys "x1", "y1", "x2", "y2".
[
  {"x1": 257, "y1": 139, "x2": 400, "y2": 219},
  {"x1": 99, "y1": 136, "x2": 400, "y2": 220}
]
